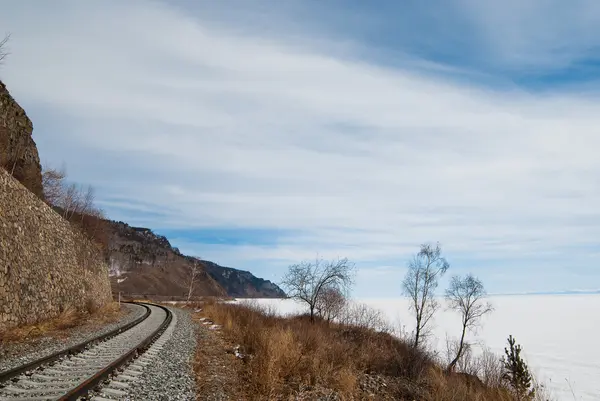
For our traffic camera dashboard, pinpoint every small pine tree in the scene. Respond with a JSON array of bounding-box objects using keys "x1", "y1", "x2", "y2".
[{"x1": 501, "y1": 335, "x2": 535, "y2": 400}]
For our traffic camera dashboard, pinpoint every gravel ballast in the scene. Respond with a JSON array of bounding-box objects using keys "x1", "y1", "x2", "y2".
[
  {"x1": 0, "y1": 303, "x2": 145, "y2": 373},
  {"x1": 121, "y1": 307, "x2": 197, "y2": 401}
]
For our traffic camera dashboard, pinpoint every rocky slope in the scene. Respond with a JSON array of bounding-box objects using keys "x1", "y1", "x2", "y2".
[
  {"x1": 201, "y1": 260, "x2": 286, "y2": 298},
  {"x1": 106, "y1": 221, "x2": 285, "y2": 299},
  {"x1": 0, "y1": 80, "x2": 43, "y2": 198},
  {"x1": 107, "y1": 221, "x2": 225, "y2": 298}
]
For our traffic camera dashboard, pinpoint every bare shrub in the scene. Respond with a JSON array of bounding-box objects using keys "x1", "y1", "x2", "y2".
[
  {"x1": 533, "y1": 380, "x2": 554, "y2": 401},
  {"x1": 476, "y1": 346, "x2": 504, "y2": 388},
  {"x1": 339, "y1": 302, "x2": 390, "y2": 332}
]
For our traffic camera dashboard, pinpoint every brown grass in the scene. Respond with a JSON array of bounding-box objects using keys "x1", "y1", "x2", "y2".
[
  {"x1": 0, "y1": 301, "x2": 124, "y2": 344},
  {"x1": 193, "y1": 314, "x2": 248, "y2": 400},
  {"x1": 198, "y1": 301, "x2": 527, "y2": 401}
]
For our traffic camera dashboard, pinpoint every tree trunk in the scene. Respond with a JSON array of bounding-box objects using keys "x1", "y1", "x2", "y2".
[
  {"x1": 187, "y1": 279, "x2": 194, "y2": 302},
  {"x1": 448, "y1": 323, "x2": 467, "y2": 372},
  {"x1": 310, "y1": 305, "x2": 315, "y2": 322},
  {"x1": 414, "y1": 324, "x2": 421, "y2": 348}
]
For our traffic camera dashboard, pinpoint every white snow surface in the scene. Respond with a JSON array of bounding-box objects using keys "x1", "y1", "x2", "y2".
[{"x1": 237, "y1": 295, "x2": 600, "y2": 401}]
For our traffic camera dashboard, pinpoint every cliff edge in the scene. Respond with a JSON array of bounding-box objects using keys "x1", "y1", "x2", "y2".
[{"x1": 0, "y1": 80, "x2": 43, "y2": 198}]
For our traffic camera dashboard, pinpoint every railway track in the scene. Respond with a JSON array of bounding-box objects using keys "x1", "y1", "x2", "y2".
[{"x1": 0, "y1": 302, "x2": 172, "y2": 401}]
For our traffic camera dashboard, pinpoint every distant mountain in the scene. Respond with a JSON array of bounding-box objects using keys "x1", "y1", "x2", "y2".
[
  {"x1": 200, "y1": 259, "x2": 286, "y2": 298},
  {"x1": 106, "y1": 220, "x2": 286, "y2": 299},
  {"x1": 493, "y1": 289, "x2": 600, "y2": 296}
]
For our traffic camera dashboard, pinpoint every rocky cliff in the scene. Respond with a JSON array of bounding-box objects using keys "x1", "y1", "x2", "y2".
[
  {"x1": 106, "y1": 221, "x2": 285, "y2": 299},
  {"x1": 201, "y1": 260, "x2": 286, "y2": 298},
  {"x1": 0, "y1": 80, "x2": 43, "y2": 198}
]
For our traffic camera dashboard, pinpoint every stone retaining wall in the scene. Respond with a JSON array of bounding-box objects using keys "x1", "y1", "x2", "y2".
[{"x1": 0, "y1": 168, "x2": 112, "y2": 331}]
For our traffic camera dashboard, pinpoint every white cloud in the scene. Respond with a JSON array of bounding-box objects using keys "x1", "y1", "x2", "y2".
[{"x1": 1, "y1": 0, "x2": 600, "y2": 293}]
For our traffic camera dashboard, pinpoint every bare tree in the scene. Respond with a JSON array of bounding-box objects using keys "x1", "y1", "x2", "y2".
[
  {"x1": 79, "y1": 185, "x2": 95, "y2": 223},
  {"x1": 41, "y1": 165, "x2": 107, "y2": 247},
  {"x1": 67, "y1": 184, "x2": 95, "y2": 222},
  {"x1": 69, "y1": 185, "x2": 86, "y2": 219},
  {"x1": 315, "y1": 287, "x2": 347, "y2": 322},
  {"x1": 0, "y1": 33, "x2": 10, "y2": 65},
  {"x1": 281, "y1": 257, "x2": 355, "y2": 322},
  {"x1": 42, "y1": 166, "x2": 67, "y2": 205},
  {"x1": 61, "y1": 183, "x2": 79, "y2": 219},
  {"x1": 185, "y1": 260, "x2": 201, "y2": 302},
  {"x1": 42, "y1": 166, "x2": 98, "y2": 221},
  {"x1": 444, "y1": 336, "x2": 478, "y2": 374},
  {"x1": 445, "y1": 274, "x2": 494, "y2": 372},
  {"x1": 401, "y1": 242, "x2": 449, "y2": 348}
]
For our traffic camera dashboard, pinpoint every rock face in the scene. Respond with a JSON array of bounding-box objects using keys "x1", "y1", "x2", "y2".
[
  {"x1": 0, "y1": 80, "x2": 43, "y2": 198},
  {"x1": 0, "y1": 169, "x2": 112, "y2": 331},
  {"x1": 201, "y1": 260, "x2": 286, "y2": 298},
  {"x1": 106, "y1": 221, "x2": 286, "y2": 299}
]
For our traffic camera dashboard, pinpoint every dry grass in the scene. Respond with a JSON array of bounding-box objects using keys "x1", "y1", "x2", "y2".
[
  {"x1": 0, "y1": 301, "x2": 124, "y2": 344},
  {"x1": 193, "y1": 314, "x2": 248, "y2": 400},
  {"x1": 86, "y1": 301, "x2": 124, "y2": 324},
  {"x1": 425, "y1": 367, "x2": 514, "y2": 401},
  {"x1": 198, "y1": 301, "x2": 532, "y2": 401}
]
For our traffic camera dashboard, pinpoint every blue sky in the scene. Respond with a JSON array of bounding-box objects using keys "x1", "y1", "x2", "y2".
[{"x1": 1, "y1": 0, "x2": 600, "y2": 297}]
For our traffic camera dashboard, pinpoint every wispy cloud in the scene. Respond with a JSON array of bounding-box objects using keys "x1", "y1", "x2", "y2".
[
  {"x1": 458, "y1": 0, "x2": 600, "y2": 71},
  {"x1": 1, "y1": 0, "x2": 600, "y2": 296}
]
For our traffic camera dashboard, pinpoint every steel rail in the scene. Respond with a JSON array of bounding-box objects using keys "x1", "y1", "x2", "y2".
[
  {"x1": 58, "y1": 302, "x2": 173, "y2": 400},
  {"x1": 0, "y1": 301, "x2": 150, "y2": 384}
]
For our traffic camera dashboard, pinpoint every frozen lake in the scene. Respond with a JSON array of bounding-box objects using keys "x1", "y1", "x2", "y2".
[{"x1": 239, "y1": 294, "x2": 600, "y2": 401}]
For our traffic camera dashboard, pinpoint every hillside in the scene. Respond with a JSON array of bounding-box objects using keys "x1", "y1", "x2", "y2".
[
  {"x1": 200, "y1": 260, "x2": 286, "y2": 298},
  {"x1": 106, "y1": 220, "x2": 285, "y2": 299}
]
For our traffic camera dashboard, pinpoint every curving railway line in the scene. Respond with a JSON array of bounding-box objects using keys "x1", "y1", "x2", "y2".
[{"x1": 0, "y1": 302, "x2": 172, "y2": 401}]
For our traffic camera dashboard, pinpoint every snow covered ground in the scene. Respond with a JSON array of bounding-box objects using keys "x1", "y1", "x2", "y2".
[{"x1": 241, "y1": 295, "x2": 600, "y2": 401}]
